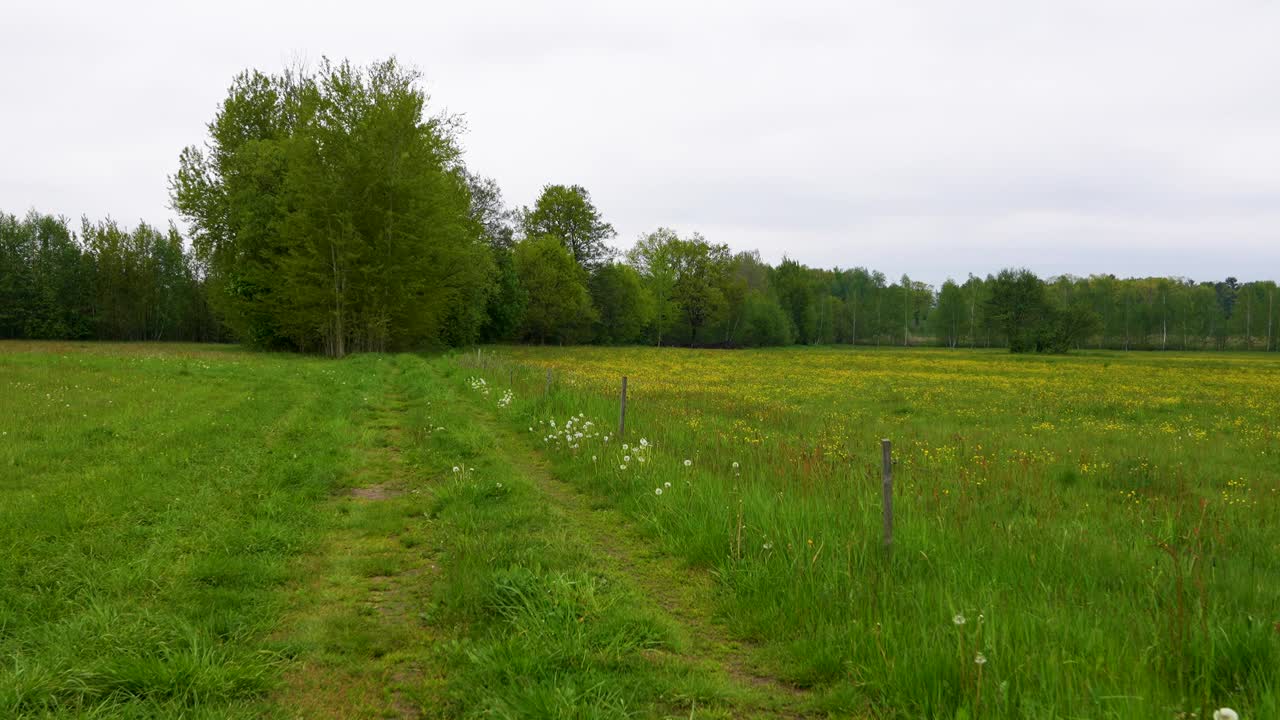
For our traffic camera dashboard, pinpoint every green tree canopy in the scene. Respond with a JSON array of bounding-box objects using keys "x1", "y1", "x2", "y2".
[
  {"x1": 514, "y1": 235, "x2": 596, "y2": 344},
  {"x1": 589, "y1": 263, "x2": 653, "y2": 345},
  {"x1": 521, "y1": 184, "x2": 616, "y2": 270},
  {"x1": 171, "y1": 58, "x2": 492, "y2": 355}
]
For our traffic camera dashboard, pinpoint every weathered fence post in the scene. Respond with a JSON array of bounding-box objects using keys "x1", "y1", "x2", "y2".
[
  {"x1": 881, "y1": 439, "x2": 893, "y2": 554},
  {"x1": 618, "y1": 376, "x2": 628, "y2": 438}
]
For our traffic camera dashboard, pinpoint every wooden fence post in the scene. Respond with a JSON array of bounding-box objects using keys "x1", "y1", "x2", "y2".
[
  {"x1": 618, "y1": 376, "x2": 628, "y2": 438},
  {"x1": 881, "y1": 439, "x2": 893, "y2": 554}
]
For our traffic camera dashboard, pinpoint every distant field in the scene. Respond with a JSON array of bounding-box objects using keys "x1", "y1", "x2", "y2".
[
  {"x1": 4, "y1": 342, "x2": 1278, "y2": 719},
  {"x1": 465, "y1": 345, "x2": 1280, "y2": 717}
]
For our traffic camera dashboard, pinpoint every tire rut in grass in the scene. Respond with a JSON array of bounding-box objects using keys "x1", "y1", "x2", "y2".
[
  {"x1": 470, "y1": 407, "x2": 814, "y2": 716},
  {"x1": 274, "y1": 375, "x2": 441, "y2": 719}
]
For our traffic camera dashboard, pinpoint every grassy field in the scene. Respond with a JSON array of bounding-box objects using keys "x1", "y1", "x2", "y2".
[
  {"x1": 3, "y1": 341, "x2": 1277, "y2": 718},
  {"x1": 462, "y1": 346, "x2": 1280, "y2": 719},
  {"x1": 1, "y1": 342, "x2": 802, "y2": 719}
]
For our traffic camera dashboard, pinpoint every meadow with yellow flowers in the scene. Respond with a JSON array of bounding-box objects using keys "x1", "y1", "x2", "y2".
[
  {"x1": 460, "y1": 345, "x2": 1280, "y2": 719},
  {"x1": 3, "y1": 341, "x2": 1277, "y2": 718}
]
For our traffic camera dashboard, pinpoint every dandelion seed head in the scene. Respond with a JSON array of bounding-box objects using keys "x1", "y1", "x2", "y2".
[
  {"x1": 1214, "y1": 709, "x2": 1239, "y2": 720},
  {"x1": 953, "y1": 614, "x2": 966, "y2": 626},
  {"x1": 664, "y1": 481, "x2": 671, "y2": 488},
  {"x1": 655, "y1": 487, "x2": 663, "y2": 495},
  {"x1": 683, "y1": 459, "x2": 692, "y2": 467},
  {"x1": 974, "y1": 652, "x2": 987, "y2": 666}
]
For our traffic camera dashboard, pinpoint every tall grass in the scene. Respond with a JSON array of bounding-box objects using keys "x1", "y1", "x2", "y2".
[{"x1": 459, "y1": 346, "x2": 1280, "y2": 719}]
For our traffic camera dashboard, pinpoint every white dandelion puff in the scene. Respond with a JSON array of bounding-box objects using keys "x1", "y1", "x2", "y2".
[
  {"x1": 953, "y1": 614, "x2": 966, "y2": 626},
  {"x1": 663, "y1": 481, "x2": 671, "y2": 488},
  {"x1": 683, "y1": 459, "x2": 692, "y2": 467},
  {"x1": 1214, "y1": 709, "x2": 1239, "y2": 720},
  {"x1": 974, "y1": 652, "x2": 987, "y2": 666},
  {"x1": 623, "y1": 455, "x2": 631, "y2": 463},
  {"x1": 654, "y1": 487, "x2": 663, "y2": 495}
]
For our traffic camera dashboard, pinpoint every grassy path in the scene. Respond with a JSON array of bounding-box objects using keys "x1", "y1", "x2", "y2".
[
  {"x1": 274, "y1": 356, "x2": 822, "y2": 718},
  {"x1": 271, "y1": 365, "x2": 444, "y2": 718},
  {"x1": 469, "y1": 405, "x2": 813, "y2": 716},
  {"x1": 2, "y1": 345, "x2": 830, "y2": 717}
]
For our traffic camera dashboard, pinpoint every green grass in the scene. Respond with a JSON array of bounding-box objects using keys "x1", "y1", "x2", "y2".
[
  {"x1": 458, "y1": 345, "x2": 1280, "y2": 719},
  {"x1": 0, "y1": 341, "x2": 377, "y2": 717},
  {"x1": 1, "y1": 343, "x2": 794, "y2": 718},
  {"x1": 5, "y1": 341, "x2": 1277, "y2": 718}
]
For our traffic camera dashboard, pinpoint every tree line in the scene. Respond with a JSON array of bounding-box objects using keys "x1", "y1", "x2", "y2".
[
  {"x1": 3, "y1": 57, "x2": 1276, "y2": 354},
  {"x1": 0, "y1": 211, "x2": 221, "y2": 342}
]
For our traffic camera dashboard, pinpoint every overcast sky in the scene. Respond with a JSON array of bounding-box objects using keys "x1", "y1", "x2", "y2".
[{"x1": 4, "y1": 1, "x2": 1279, "y2": 286}]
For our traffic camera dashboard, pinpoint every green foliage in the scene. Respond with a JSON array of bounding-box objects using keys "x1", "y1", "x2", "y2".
[
  {"x1": 932, "y1": 279, "x2": 966, "y2": 348},
  {"x1": 479, "y1": 245, "x2": 527, "y2": 342},
  {"x1": 736, "y1": 290, "x2": 794, "y2": 346},
  {"x1": 773, "y1": 258, "x2": 816, "y2": 344},
  {"x1": 626, "y1": 228, "x2": 732, "y2": 347},
  {"x1": 520, "y1": 184, "x2": 616, "y2": 270},
  {"x1": 987, "y1": 268, "x2": 1052, "y2": 352},
  {"x1": 589, "y1": 263, "x2": 653, "y2": 344},
  {"x1": 626, "y1": 228, "x2": 680, "y2": 346},
  {"x1": 667, "y1": 234, "x2": 732, "y2": 345},
  {"x1": 0, "y1": 211, "x2": 217, "y2": 342},
  {"x1": 513, "y1": 235, "x2": 596, "y2": 344},
  {"x1": 171, "y1": 58, "x2": 492, "y2": 355}
]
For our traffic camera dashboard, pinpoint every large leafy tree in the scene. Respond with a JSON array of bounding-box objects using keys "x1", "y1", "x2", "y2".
[
  {"x1": 514, "y1": 235, "x2": 596, "y2": 344},
  {"x1": 521, "y1": 184, "x2": 616, "y2": 270},
  {"x1": 932, "y1": 279, "x2": 966, "y2": 348},
  {"x1": 627, "y1": 228, "x2": 731, "y2": 346},
  {"x1": 627, "y1": 228, "x2": 679, "y2": 346},
  {"x1": 589, "y1": 263, "x2": 653, "y2": 344},
  {"x1": 987, "y1": 268, "x2": 1052, "y2": 352},
  {"x1": 667, "y1": 233, "x2": 731, "y2": 346},
  {"x1": 172, "y1": 58, "x2": 491, "y2": 355},
  {"x1": 773, "y1": 258, "x2": 816, "y2": 344}
]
